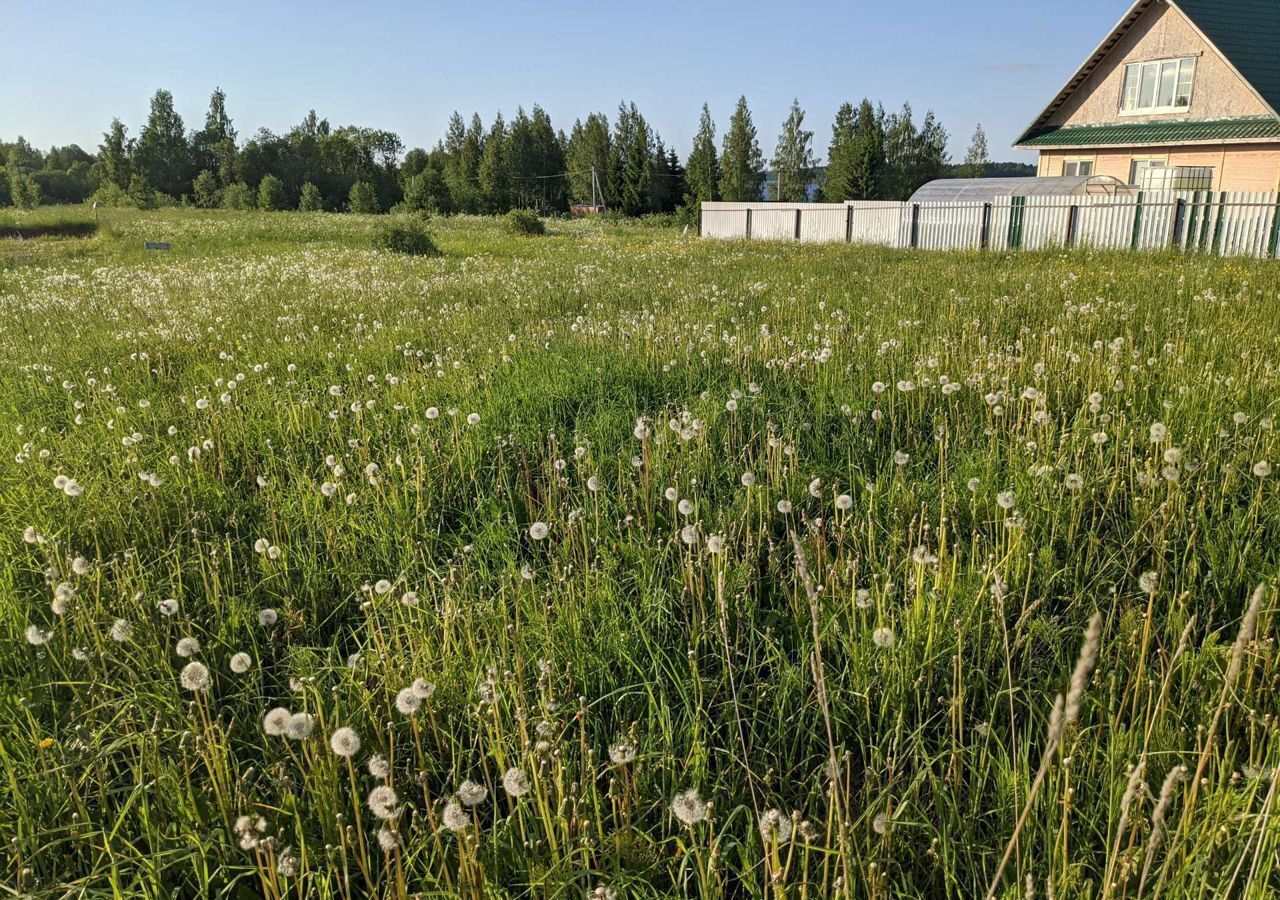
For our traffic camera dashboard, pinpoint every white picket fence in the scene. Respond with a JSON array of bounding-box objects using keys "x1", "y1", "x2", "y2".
[{"x1": 700, "y1": 192, "x2": 1280, "y2": 259}]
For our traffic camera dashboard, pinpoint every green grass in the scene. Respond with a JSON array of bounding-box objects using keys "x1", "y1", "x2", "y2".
[{"x1": 1, "y1": 206, "x2": 1277, "y2": 899}]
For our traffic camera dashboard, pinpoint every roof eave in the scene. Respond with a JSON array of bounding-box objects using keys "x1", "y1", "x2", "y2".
[
  {"x1": 1016, "y1": 134, "x2": 1280, "y2": 150},
  {"x1": 1012, "y1": 0, "x2": 1155, "y2": 147}
]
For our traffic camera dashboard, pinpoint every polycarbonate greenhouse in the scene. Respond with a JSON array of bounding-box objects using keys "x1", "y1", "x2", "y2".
[{"x1": 908, "y1": 175, "x2": 1135, "y2": 204}]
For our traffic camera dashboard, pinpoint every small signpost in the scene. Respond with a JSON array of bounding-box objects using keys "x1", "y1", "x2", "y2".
[{"x1": 144, "y1": 242, "x2": 171, "y2": 251}]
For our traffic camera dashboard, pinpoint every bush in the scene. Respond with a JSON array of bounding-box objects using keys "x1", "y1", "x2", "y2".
[
  {"x1": 373, "y1": 217, "x2": 440, "y2": 256},
  {"x1": 505, "y1": 208, "x2": 546, "y2": 236},
  {"x1": 222, "y1": 182, "x2": 254, "y2": 210},
  {"x1": 298, "y1": 182, "x2": 324, "y2": 212},
  {"x1": 257, "y1": 174, "x2": 286, "y2": 211},
  {"x1": 349, "y1": 181, "x2": 380, "y2": 214},
  {"x1": 193, "y1": 170, "x2": 220, "y2": 209}
]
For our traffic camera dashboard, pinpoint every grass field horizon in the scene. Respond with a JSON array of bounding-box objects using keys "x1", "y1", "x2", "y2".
[{"x1": 1, "y1": 206, "x2": 1277, "y2": 898}]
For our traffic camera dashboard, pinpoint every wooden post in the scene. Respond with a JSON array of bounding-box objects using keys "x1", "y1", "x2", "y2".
[
  {"x1": 794, "y1": 207, "x2": 802, "y2": 241},
  {"x1": 1171, "y1": 198, "x2": 1187, "y2": 249},
  {"x1": 909, "y1": 204, "x2": 920, "y2": 249},
  {"x1": 1065, "y1": 205, "x2": 1079, "y2": 248},
  {"x1": 980, "y1": 202, "x2": 992, "y2": 249},
  {"x1": 1210, "y1": 191, "x2": 1228, "y2": 256},
  {"x1": 745, "y1": 208, "x2": 752, "y2": 240},
  {"x1": 845, "y1": 205, "x2": 854, "y2": 243}
]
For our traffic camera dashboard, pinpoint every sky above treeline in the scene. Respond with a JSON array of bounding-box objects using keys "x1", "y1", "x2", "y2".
[{"x1": 2, "y1": 0, "x2": 1133, "y2": 163}]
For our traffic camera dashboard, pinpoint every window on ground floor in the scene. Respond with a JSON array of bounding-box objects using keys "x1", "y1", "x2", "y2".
[{"x1": 1062, "y1": 159, "x2": 1094, "y2": 177}]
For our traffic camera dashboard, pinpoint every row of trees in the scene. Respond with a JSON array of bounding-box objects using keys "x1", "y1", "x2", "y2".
[{"x1": 2, "y1": 88, "x2": 990, "y2": 214}]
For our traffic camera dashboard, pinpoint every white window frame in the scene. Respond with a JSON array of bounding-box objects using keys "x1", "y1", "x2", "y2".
[
  {"x1": 1062, "y1": 158, "x2": 1095, "y2": 177},
  {"x1": 1129, "y1": 156, "x2": 1168, "y2": 185},
  {"x1": 1120, "y1": 56, "x2": 1197, "y2": 115}
]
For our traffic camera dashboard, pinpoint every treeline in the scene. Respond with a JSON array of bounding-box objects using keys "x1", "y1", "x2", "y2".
[{"x1": 2, "y1": 88, "x2": 970, "y2": 215}]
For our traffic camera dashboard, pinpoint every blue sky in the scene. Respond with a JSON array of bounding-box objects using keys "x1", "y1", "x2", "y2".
[{"x1": 1, "y1": 0, "x2": 1131, "y2": 164}]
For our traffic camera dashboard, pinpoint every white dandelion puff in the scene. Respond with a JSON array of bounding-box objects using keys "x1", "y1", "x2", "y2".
[
  {"x1": 329, "y1": 726, "x2": 361, "y2": 757},
  {"x1": 671, "y1": 787, "x2": 707, "y2": 826},
  {"x1": 180, "y1": 661, "x2": 211, "y2": 692}
]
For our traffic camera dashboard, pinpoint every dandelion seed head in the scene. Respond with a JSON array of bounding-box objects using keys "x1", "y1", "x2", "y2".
[
  {"x1": 457, "y1": 779, "x2": 488, "y2": 807},
  {"x1": 263, "y1": 707, "x2": 291, "y2": 736},
  {"x1": 329, "y1": 727, "x2": 360, "y2": 757},
  {"x1": 502, "y1": 767, "x2": 531, "y2": 797},
  {"x1": 367, "y1": 784, "x2": 400, "y2": 820},
  {"x1": 229, "y1": 652, "x2": 253, "y2": 674},
  {"x1": 671, "y1": 787, "x2": 707, "y2": 826},
  {"x1": 180, "y1": 661, "x2": 210, "y2": 692}
]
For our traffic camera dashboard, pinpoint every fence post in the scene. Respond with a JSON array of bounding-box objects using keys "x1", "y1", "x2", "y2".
[
  {"x1": 1269, "y1": 196, "x2": 1280, "y2": 258},
  {"x1": 1130, "y1": 191, "x2": 1144, "y2": 251},
  {"x1": 745, "y1": 208, "x2": 752, "y2": 240},
  {"x1": 845, "y1": 205, "x2": 854, "y2": 243},
  {"x1": 909, "y1": 204, "x2": 920, "y2": 249},
  {"x1": 794, "y1": 208, "x2": 802, "y2": 241},
  {"x1": 1171, "y1": 198, "x2": 1187, "y2": 249},
  {"x1": 1210, "y1": 192, "x2": 1228, "y2": 256},
  {"x1": 980, "y1": 203, "x2": 991, "y2": 249},
  {"x1": 1065, "y1": 205, "x2": 1079, "y2": 248},
  {"x1": 697, "y1": 204, "x2": 703, "y2": 238},
  {"x1": 1007, "y1": 196, "x2": 1025, "y2": 250}
]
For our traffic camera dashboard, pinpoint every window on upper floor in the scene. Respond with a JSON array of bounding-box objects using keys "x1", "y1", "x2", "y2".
[{"x1": 1121, "y1": 57, "x2": 1196, "y2": 114}]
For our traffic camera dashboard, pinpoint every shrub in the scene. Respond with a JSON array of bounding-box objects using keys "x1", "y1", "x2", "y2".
[
  {"x1": 349, "y1": 181, "x2": 381, "y2": 214},
  {"x1": 221, "y1": 182, "x2": 254, "y2": 210},
  {"x1": 298, "y1": 182, "x2": 324, "y2": 212},
  {"x1": 373, "y1": 217, "x2": 440, "y2": 256},
  {"x1": 505, "y1": 208, "x2": 546, "y2": 236},
  {"x1": 8, "y1": 172, "x2": 42, "y2": 209},
  {"x1": 257, "y1": 174, "x2": 286, "y2": 211}
]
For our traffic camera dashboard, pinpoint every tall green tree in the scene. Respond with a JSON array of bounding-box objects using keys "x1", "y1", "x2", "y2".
[
  {"x1": 822, "y1": 102, "x2": 858, "y2": 201},
  {"x1": 99, "y1": 119, "x2": 131, "y2": 190},
  {"x1": 529, "y1": 106, "x2": 566, "y2": 211},
  {"x1": 348, "y1": 180, "x2": 380, "y2": 213},
  {"x1": 718, "y1": 96, "x2": 765, "y2": 202},
  {"x1": 846, "y1": 98, "x2": 885, "y2": 201},
  {"x1": 960, "y1": 123, "x2": 989, "y2": 179},
  {"x1": 478, "y1": 113, "x2": 510, "y2": 213},
  {"x1": 192, "y1": 88, "x2": 237, "y2": 182},
  {"x1": 565, "y1": 113, "x2": 612, "y2": 207},
  {"x1": 192, "y1": 169, "x2": 220, "y2": 208},
  {"x1": 880, "y1": 103, "x2": 917, "y2": 200},
  {"x1": 133, "y1": 89, "x2": 193, "y2": 198},
  {"x1": 614, "y1": 102, "x2": 653, "y2": 216},
  {"x1": 770, "y1": 99, "x2": 814, "y2": 202},
  {"x1": 685, "y1": 104, "x2": 720, "y2": 206},
  {"x1": 257, "y1": 173, "x2": 286, "y2": 210},
  {"x1": 298, "y1": 181, "x2": 324, "y2": 211}
]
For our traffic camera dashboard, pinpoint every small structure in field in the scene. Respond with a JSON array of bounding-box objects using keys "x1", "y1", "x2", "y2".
[{"x1": 909, "y1": 175, "x2": 1134, "y2": 205}]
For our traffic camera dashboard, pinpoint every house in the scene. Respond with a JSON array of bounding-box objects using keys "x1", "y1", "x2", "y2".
[{"x1": 1015, "y1": 0, "x2": 1280, "y2": 193}]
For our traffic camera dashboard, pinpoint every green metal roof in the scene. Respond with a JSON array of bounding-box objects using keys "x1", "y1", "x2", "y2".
[
  {"x1": 1018, "y1": 116, "x2": 1280, "y2": 148},
  {"x1": 1174, "y1": 0, "x2": 1280, "y2": 117}
]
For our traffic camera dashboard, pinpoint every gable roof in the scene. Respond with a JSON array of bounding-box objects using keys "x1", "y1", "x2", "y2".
[{"x1": 1014, "y1": 0, "x2": 1280, "y2": 147}]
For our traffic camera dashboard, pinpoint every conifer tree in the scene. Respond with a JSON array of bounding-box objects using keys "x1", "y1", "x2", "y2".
[
  {"x1": 685, "y1": 103, "x2": 720, "y2": 205},
  {"x1": 771, "y1": 99, "x2": 814, "y2": 202},
  {"x1": 718, "y1": 96, "x2": 765, "y2": 202}
]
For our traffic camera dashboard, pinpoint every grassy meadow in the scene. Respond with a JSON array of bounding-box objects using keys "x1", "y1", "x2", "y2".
[{"x1": 1, "y1": 205, "x2": 1278, "y2": 898}]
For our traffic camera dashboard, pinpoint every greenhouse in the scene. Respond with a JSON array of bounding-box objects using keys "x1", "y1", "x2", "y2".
[{"x1": 908, "y1": 175, "x2": 1134, "y2": 204}]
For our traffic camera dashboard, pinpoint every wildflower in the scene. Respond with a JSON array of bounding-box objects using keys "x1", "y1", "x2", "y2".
[
  {"x1": 1065, "y1": 473, "x2": 1083, "y2": 491},
  {"x1": 808, "y1": 477, "x2": 822, "y2": 498},
  {"x1": 1139, "y1": 571, "x2": 1159, "y2": 594},
  {"x1": 400, "y1": 590, "x2": 419, "y2": 606},
  {"x1": 233, "y1": 815, "x2": 264, "y2": 849},
  {"x1": 893, "y1": 451, "x2": 909, "y2": 466},
  {"x1": 367, "y1": 754, "x2": 391, "y2": 778},
  {"x1": 367, "y1": 785, "x2": 400, "y2": 820},
  {"x1": 157, "y1": 598, "x2": 179, "y2": 616},
  {"x1": 587, "y1": 475, "x2": 601, "y2": 492},
  {"x1": 677, "y1": 498, "x2": 694, "y2": 516},
  {"x1": 258, "y1": 608, "x2": 278, "y2": 626},
  {"x1": 441, "y1": 797, "x2": 469, "y2": 831},
  {"x1": 329, "y1": 727, "x2": 361, "y2": 757},
  {"x1": 180, "y1": 661, "x2": 211, "y2": 692},
  {"x1": 376, "y1": 826, "x2": 398, "y2": 851},
  {"x1": 1253, "y1": 460, "x2": 1271, "y2": 477},
  {"x1": 320, "y1": 481, "x2": 339, "y2": 498},
  {"x1": 229, "y1": 652, "x2": 253, "y2": 674},
  {"x1": 71, "y1": 556, "x2": 91, "y2": 575},
  {"x1": 706, "y1": 533, "x2": 725, "y2": 554},
  {"x1": 589, "y1": 885, "x2": 619, "y2": 900},
  {"x1": 263, "y1": 707, "x2": 291, "y2": 736},
  {"x1": 1149, "y1": 422, "x2": 1168, "y2": 443},
  {"x1": 835, "y1": 493, "x2": 853, "y2": 510},
  {"x1": 502, "y1": 767, "x2": 531, "y2": 798},
  {"x1": 176, "y1": 637, "x2": 201, "y2": 658},
  {"x1": 276, "y1": 846, "x2": 298, "y2": 878},
  {"x1": 758, "y1": 808, "x2": 793, "y2": 844},
  {"x1": 26, "y1": 625, "x2": 52, "y2": 646},
  {"x1": 1091, "y1": 431, "x2": 1109, "y2": 445},
  {"x1": 411, "y1": 678, "x2": 436, "y2": 700},
  {"x1": 671, "y1": 787, "x2": 707, "y2": 826},
  {"x1": 966, "y1": 477, "x2": 980, "y2": 492},
  {"x1": 395, "y1": 687, "x2": 423, "y2": 716},
  {"x1": 872, "y1": 626, "x2": 896, "y2": 648},
  {"x1": 457, "y1": 779, "x2": 488, "y2": 806},
  {"x1": 254, "y1": 538, "x2": 271, "y2": 554},
  {"x1": 286, "y1": 712, "x2": 314, "y2": 740},
  {"x1": 777, "y1": 499, "x2": 792, "y2": 514},
  {"x1": 466, "y1": 412, "x2": 481, "y2": 425},
  {"x1": 529, "y1": 522, "x2": 549, "y2": 541},
  {"x1": 373, "y1": 579, "x2": 393, "y2": 595},
  {"x1": 872, "y1": 811, "x2": 890, "y2": 835},
  {"x1": 110, "y1": 619, "x2": 133, "y2": 642},
  {"x1": 856, "y1": 589, "x2": 872, "y2": 609},
  {"x1": 609, "y1": 739, "x2": 638, "y2": 764},
  {"x1": 741, "y1": 471, "x2": 756, "y2": 487},
  {"x1": 62, "y1": 479, "x2": 84, "y2": 497},
  {"x1": 680, "y1": 524, "x2": 699, "y2": 546},
  {"x1": 996, "y1": 491, "x2": 1016, "y2": 510}
]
